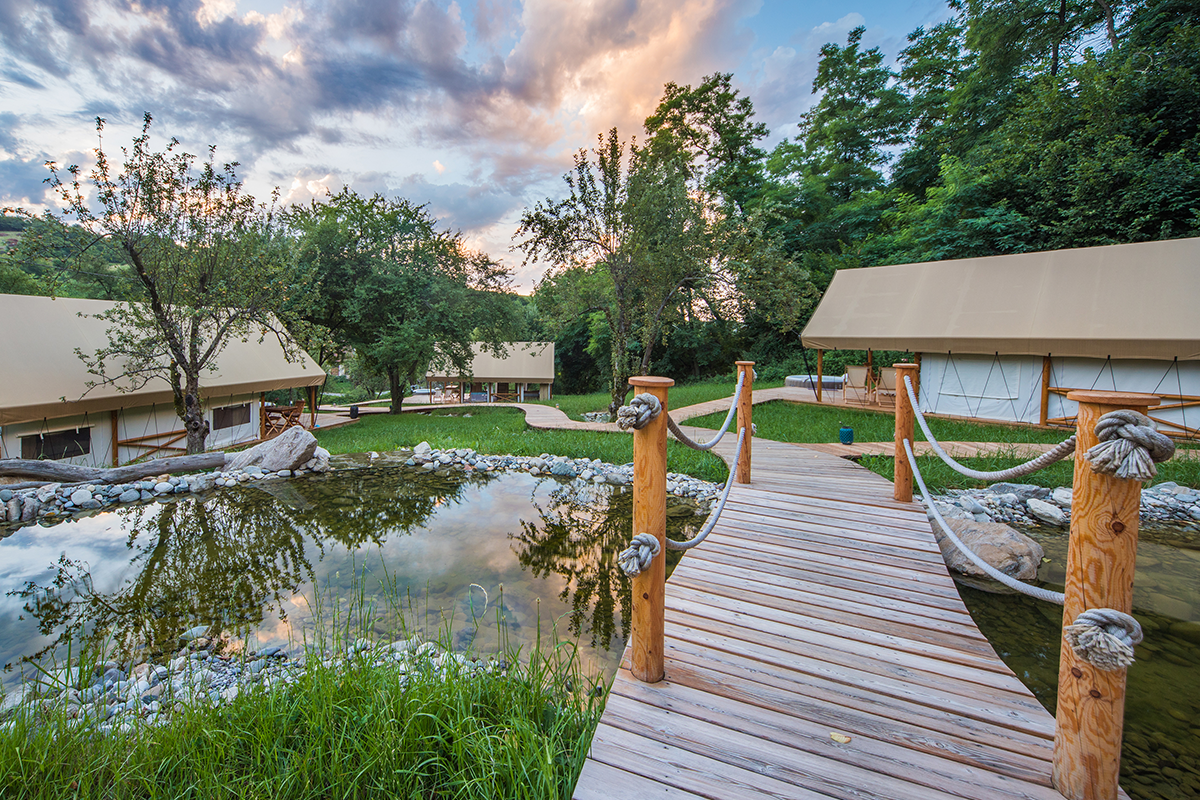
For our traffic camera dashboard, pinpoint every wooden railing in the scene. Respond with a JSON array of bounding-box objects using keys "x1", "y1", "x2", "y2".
[
  {"x1": 628, "y1": 362, "x2": 754, "y2": 683},
  {"x1": 894, "y1": 361, "x2": 1156, "y2": 800}
]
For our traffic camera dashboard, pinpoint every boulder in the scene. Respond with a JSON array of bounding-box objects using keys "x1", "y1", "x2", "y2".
[
  {"x1": 932, "y1": 518, "x2": 1045, "y2": 581},
  {"x1": 1051, "y1": 487, "x2": 1073, "y2": 507},
  {"x1": 226, "y1": 427, "x2": 319, "y2": 473}
]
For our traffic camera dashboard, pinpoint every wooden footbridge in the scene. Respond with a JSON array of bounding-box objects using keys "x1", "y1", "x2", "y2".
[
  {"x1": 564, "y1": 367, "x2": 1136, "y2": 800},
  {"x1": 572, "y1": 431, "x2": 1076, "y2": 800}
]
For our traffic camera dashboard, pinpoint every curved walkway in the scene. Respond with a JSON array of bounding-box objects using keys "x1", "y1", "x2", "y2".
[{"x1": 342, "y1": 390, "x2": 1114, "y2": 796}]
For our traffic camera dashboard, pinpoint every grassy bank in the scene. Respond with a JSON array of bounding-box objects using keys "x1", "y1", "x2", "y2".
[
  {"x1": 536, "y1": 377, "x2": 785, "y2": 421},
  {"x1": 316, "y1": 406, "x2": 728, "y2": 483},
  {"x1": 0, "y1": 646, "x2": 599, "y2": 800},
  {"x1": 689, "y1": 400, "x2": 1200, "y2": 493}
]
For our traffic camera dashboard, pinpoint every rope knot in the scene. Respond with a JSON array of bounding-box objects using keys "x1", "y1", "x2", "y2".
[
  {"x1": 1064, "y1": 608, "x2": 1143, "y2": 671},
  {"x1": 617, "y1": 533, "x2": 660, "y2": 576},
  {"x1": 1085, "y1": 410, "x2": 1175, "y2": 481},
  {"x1": 617, "y1": 394, "x2": 662, "y2": 431}
]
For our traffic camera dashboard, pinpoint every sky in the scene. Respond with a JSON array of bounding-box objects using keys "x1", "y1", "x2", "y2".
[{"x1": 0, "y1": 0, "x2": 950, "y2": 291}]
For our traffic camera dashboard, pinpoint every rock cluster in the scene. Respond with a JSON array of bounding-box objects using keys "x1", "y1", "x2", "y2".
[
  {"x1": 0, "y1": 447, "x2": 333, "y2": 528},
  {"x1": 3, "y1": 633, "x2": 498, "y2": 735},
  {"x1": 403, "y1": 442, "x2": 721, "y2": 508},
  {"x1": 927, "y1": 481, "x2": 1200, "y2": 528}
]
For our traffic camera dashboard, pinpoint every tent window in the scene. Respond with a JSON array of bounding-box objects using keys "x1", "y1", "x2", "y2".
[
  {"x1": 21, "y1": 428, "x2": 91, "y2": 460},
  {"x1": 213, "y1": 403, "x2": 251, "y2": 430}
]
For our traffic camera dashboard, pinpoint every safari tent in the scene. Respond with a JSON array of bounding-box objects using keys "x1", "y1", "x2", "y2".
[
  {"x1": 801, "y1": 237, "x2": 1200, "y2": 437},
  {"x1": 425, "y1": 342, "x2": 555, "y2": 402},
  {"x1": 0, "y1": 294, "x2": 326, "y2": 467}
]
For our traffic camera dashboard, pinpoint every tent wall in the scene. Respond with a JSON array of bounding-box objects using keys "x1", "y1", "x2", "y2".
[
  {"x1": 918, "y1": 354, "x2": 1043, "y2": 424},
  {"x1": 918, "y1": 354, "x2": 1200, "y2": 435},
  {"x1": 1, "y1": 393, "x2": 264, "y2": 468}
]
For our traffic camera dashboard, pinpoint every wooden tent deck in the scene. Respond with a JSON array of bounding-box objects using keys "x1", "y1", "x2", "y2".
[{"x1": 573, "y1": 428, "x2": 1105, "y2": 800}]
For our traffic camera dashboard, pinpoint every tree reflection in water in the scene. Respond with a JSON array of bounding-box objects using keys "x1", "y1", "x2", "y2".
[
  {"x1": 9, "y1": 467, "x2": 487, "y2": 667},
  {"x1": 510, "y1": 480, "x2": 702, "y2": 651}
]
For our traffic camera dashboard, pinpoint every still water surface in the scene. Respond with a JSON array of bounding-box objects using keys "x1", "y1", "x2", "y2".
[
  {"x1": 958, "y1": 523, "x2": 1200, "y2": 800},
  {"x1": 0, "y1": 456, "x2": 700, "y2": 691}
]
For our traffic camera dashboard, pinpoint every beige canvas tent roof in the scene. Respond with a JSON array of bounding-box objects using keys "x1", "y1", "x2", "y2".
[
  {"x1": 0, "y1": 294, "x2": 325, "y2": 426},
  {"x1": 426, "y1": 342, "x2": 555, "y2": 382},
  {"x1": 800, "y1": 237, "x2": 1200, "y2": 360}
]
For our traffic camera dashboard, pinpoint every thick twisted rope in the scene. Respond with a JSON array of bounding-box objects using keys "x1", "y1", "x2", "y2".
[
  {"x1": 903, "y1": 376, "x2": 1078, "y2": 480},
  {"x1": 617, "y1": 533, "x2": 660, "y2": 577},
  {"x1": 619, "y1": 426, "x2": 747, "y2": 576},
  {"x1": 1085, "y1": 409, "x2": 1175, "y2": 481},
  {"x1": 665, "y1": 371, "x2": 745, "y2": 451},
  {"x1": 904, "y1": 438, "x2": 1066, "y2": 604},
  {"x1": 905, "y1": 438, "x2": 1144, "y2": 669},
  {"x1": 617, "y1": 394, "x2": 662, "y2": 430},
  {"x1": 1064, "y1": 609, "x2": 1144, "y2": 671}
]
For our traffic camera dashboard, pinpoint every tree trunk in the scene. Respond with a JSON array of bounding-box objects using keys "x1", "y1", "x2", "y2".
[
  {"x1": 184, "y1": 386, "x2": 209, "y2": 455},
  {"x1": 387, "y1": 366, "x2": 403, "y2": 414},
  {"x1": 0, "y1": 453, "x2": 227, "y2": 484}
]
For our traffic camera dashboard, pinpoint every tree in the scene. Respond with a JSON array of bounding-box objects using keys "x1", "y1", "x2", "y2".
[
  {"x1": 37, "y1": 114, "x2": 314, "y2": 454},
  {"x1": 289, "y1": 189, "x2": 518, "y2": 413},
  {"x1": 516, "y1": 130, "x2": 708, "y2": 418}
]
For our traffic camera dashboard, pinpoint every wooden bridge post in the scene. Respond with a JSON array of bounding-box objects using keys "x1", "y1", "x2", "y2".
[
  {"x1": 628, "y1": 375, "x2": 674, "y2": 683},
  {"x1": 736, "y1": 362, "x2": 754, "y2": 484},
  {"x1": 892, "y1": 363, "x2": 920, "y2": 503},
  {"x1": 1052, "y1": 389, "x2": 1160, "y2": 800}
]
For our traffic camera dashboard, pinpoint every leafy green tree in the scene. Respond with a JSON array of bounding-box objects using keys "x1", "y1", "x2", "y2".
[
  {"x1": 289, "y1": 189, "x2": 517, "y2": 413},
  {"x1": 517, "y1": 130, "x2": 708, "y2": 418},
  {"x1": 32, "y1": 114, "x2": 314, "y2": 454}
]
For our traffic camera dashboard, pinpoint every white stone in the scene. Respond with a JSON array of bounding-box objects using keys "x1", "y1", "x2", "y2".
[
  {"x1": 1051, "y1": 487, "x2": 1073, "y2": 507},
  {"x1": 69, "y1": 488, "x2": 92, "y2": 505},
  {"x1": 225, "y1": 426, "x2": 319, "y2": 472},
  {"x1": 1027, "y1": 498, "x2": 1067, "y2": 526},
  {"x1": 154, "y1": 482, "x2": 174, "y2": 494},
  {"x1": 414, "y1": 441, "x2": 432, "y2": 455}
]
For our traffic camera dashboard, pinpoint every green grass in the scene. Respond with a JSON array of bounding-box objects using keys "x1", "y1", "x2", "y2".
[
  {"x1": 685, "y1": 400, "x2": 1200, "y2": 493},
  {"x1": 316, "y1": 406, "x2": 728, "y2": 483},
  {"x1": 536, "y1": 377, "x2": 785, "y2": 421},
  {"x1": 689, "y1": 399, "x2": 1071, "y2": 445}
]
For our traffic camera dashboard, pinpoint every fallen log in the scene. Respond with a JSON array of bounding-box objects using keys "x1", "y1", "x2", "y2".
[{"x1": 0, "y1": 454, "x2": 227, "y2": 484}]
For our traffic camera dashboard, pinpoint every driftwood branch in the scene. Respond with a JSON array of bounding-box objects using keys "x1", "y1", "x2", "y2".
[{"x1": 0, "y1": 454, "x2": 227, "y2": 485}]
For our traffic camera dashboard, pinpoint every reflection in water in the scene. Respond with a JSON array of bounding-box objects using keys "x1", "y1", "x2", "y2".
[
  {"x1": 958, "y1": 524, "x2": 1200, "y2": 800},
  {"x1": 1, "y1": 465, "x2": 703, "y2": 689}
]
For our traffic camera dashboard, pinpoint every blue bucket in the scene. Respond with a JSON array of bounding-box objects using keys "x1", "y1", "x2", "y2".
[{"x1": 838, "y1": 426, "x2": 854, "y2": 445}]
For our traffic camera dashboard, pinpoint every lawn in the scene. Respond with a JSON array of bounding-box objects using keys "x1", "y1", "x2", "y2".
[
  {"x1": 534, "y1": 376, "x2": 785, "y2": 421},
  {"x1": 316, "y1": 406, "x2": 728, "y2": 483},
  {"x1": 689, "y1": 399, "x2": 1200, "y2": 493}
]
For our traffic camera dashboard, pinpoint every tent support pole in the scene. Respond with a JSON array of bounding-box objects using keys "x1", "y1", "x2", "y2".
[
  {"x1": 111, "y1": 409, "x2": 120, "y2": 467},
  {"x1": 1041, "y1": 356, "x2": 1052, "y2": 425},
  {"x1": 816, "y1": 350, "x2": 823, "y2": 403}
]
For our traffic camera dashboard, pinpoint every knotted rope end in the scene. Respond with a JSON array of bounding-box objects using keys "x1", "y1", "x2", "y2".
[
  {"x1": 618, "y1": 533, "x2": 660, "y2": 577},
  {"x1": 1085, "y1": 410, "x2": 1175, "y2": 482},
  {"x1": 1064, "y1": 608, "x2": 1143, "y2": 672}
]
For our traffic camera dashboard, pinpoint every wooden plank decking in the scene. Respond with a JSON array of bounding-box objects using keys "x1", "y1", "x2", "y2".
[{"x1": 573, "y1": 428, "x2": 1107, "y2": 800}]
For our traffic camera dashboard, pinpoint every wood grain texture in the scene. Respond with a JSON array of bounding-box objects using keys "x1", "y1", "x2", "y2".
[
  {"x1": 1052, "y1": 393, "x2": 1155, "y2": 800},
  {"x1": 628, "y1": 376, "x2": 673, "y2": 683},
  {"x1": 893, "y1": 363, "x2": 920, "y2": 502},
  {"x1": 735, "y1": 361, "x2": 754, "y2": 484},
  {"x1": 573, "y1": 425, "x2": 1130, "y2": 800}
]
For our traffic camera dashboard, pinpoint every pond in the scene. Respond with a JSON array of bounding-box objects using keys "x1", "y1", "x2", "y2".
[
  {"x1": 957, "y1": 523, "x2": 1200, "y2": 800},
  {"x1": 0, "y1": 455, "x2": 703, "y2": 693}
]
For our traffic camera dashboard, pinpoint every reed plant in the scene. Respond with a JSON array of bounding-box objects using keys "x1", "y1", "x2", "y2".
[{"x1": 0, "y1": 564, "x2": 604, "y2": 800}]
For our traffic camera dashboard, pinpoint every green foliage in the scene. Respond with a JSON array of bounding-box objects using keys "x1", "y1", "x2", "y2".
[
  {"x1": 288, "y1": 189, "x2": 519, "y2": 414},
  {"x1": 23, "y1": 114, "x2": 315, "y2": 454}
]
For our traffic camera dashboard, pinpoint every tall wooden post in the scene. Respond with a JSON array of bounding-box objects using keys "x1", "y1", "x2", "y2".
[
  {"x1": 816, "y1": 350, "x2": 824, "y2": 403},
  {"x1": 628, "y1": 375, "x2": 673, "y2": 683},
  {"x1": 893, "y1": 363, "x2": 920, "y2": 503},
  {"x1": 1040, "y1": 356, "x2": 1053, "y2": 426},
  {"x1": 735, "y1": 361, "x2": 754, "y2": 484},
  {"x1": 110, "y1": 409, "x2": 120, "y2": 467},
  {"x1": 259, "y1": 392, "x2": 267, "y2": 441},
  {"x1": 1053, "y1": 389, "x2": 1159, "y2": 800}
]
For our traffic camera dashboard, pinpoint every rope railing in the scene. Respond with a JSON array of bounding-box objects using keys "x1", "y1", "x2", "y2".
[
  {"x1": 618, "y1": 370, "x2": 745, "y2": 452},
  {"x1": 619, "y1": 426, "x2": 747, "y2": 577}
]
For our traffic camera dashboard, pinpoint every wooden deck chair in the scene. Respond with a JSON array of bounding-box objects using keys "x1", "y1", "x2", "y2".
[
  {"x1": 875, "y1": 368, "x2": 898, "y2": 406},
  {"x1": 843, "y1": 365, "x2": 872, "y2": 405}
]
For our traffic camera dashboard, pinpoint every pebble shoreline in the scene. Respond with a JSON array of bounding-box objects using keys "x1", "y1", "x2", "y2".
[{"x1": 928, "y1": 480, "x2": 1200, "y2": 529}]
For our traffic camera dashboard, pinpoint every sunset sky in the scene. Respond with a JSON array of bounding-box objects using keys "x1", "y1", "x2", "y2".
[{"x1": 0, "y1": 0, "x2": 949, "y2": 289}]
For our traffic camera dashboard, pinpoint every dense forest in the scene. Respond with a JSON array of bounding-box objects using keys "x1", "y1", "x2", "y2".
[{"x1": 2, "y1": 0, "x2": 1197, "y2": 406}]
